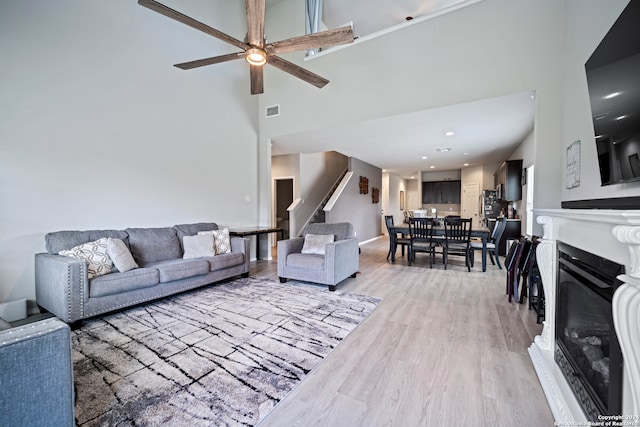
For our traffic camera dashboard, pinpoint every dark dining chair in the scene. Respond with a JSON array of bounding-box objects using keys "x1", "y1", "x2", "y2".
[
  {"x1": 408, "y1": 217, "x2": 437, "y2": 267},
  {"x1": 443, "y1": 217, "x2": 473, "y2": 271},
  {"x1": 385, "y1": 215, "x2": 410, "y2": 261},
  {"x1": 470, "y1": 217, "x2": 506, "y2": 269}
]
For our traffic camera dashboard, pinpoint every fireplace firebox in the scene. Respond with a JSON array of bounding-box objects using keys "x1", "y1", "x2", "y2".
[{"x1": 555, "y1": 241, "x2": 624, "y2": 420}]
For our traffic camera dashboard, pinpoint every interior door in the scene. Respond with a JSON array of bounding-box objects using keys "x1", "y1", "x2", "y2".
[
  {"x1": 406, "y1": 190, "x2": 419, "y2": 210},
  {"x1": 462, "y1": 183, "x2": 480, "y2": 228}
]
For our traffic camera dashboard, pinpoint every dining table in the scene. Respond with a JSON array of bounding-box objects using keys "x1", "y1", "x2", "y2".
[{"x1": 388, "y1": 223, "x2": 492, "y2": 272}]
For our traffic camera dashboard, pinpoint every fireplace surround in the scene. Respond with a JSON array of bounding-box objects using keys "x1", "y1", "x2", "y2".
[{"x1": 530, "y1": 209, "x2": 640, "y2": 423}]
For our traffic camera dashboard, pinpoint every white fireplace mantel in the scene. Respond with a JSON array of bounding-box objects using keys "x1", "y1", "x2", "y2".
[{"x1": 530, "y1": 208, "x2": 640, "y2": 423}]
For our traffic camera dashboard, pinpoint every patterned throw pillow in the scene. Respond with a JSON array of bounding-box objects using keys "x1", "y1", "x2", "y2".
[
  {"x1": 198, "y1": 228, "x2": 232, "y2": 255},
  {"x1": 212, "y1": 227, "x2": 232, "y2": 254},
  {"x1": 59, "y1": 237, "x2": 113, "y2": 279}
]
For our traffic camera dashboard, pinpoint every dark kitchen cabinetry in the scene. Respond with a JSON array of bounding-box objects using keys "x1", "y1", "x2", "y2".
[
  {"x1": 494, "y1": 159, "x2": 523, "y2": 201},
  {"x1": 422, "y1": 180, "x2": 461, "y2": 204},
  {"x1": 498, "y1": 220, "x2": 522, "y2": 256}
]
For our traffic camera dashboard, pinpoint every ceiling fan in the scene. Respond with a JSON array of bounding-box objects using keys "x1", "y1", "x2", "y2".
[{"x1": 138, "y1": 0, "x2": 355, "y2": 95}]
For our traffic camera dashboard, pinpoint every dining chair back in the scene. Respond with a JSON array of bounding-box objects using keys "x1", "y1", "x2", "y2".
[
  {"x1": 443, "y1": 217, "x2": 473, "y2": 271},
  {"x1": 471, "y1": 217, "x2": 507, "y2": 269},
  {"x1": 385, "y1": 215, "x2": 410, "y2": 261},
  {"x1": 408, "y1": 217, "x2": 437, "y2": 267}
]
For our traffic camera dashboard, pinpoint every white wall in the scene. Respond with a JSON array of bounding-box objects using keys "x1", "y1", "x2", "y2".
[
  {"x1": 329, "y1": 158, "x2": 382, "y2": 241},
  {"x1": 0, "y1": 1, "x2": 259, "y2": 308},
  {"x1": 383, "y1": 172, "x2": 408, "y2": 230}
]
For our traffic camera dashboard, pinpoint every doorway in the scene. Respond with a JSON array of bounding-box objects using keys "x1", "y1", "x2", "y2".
[{"x1": 274, "y1": 178, "x2": 293, "y2": 240}]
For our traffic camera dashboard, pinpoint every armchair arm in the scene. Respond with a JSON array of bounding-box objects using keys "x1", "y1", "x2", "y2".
[
  {"x1": 0, "y1": 318, "x2": 75, "y2": 426},
  {"x1": 35, "y1": 253, "x2": 89, "y2": 323},
  {"x1": 277, "y1": 238, "x2": 304, "y2": 276},
  {"x1": 324, "y1": 238, "x2": 359, "y2": 283}
]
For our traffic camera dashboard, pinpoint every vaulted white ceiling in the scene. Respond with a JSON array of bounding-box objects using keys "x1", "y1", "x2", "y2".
[
  {"x1": 267, "y1": 0, "x2": 535, "y2": 178},
  {"x1": 265, "y1": 0, "x2": 536, "y2": 178}
]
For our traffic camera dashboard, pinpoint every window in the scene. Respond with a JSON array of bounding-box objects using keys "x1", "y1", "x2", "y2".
[{"x1": 526, "y1": 165, "x2": 535, "y2": 236}]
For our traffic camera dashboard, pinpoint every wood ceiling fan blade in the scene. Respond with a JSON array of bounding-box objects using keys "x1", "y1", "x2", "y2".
[
  {"x1": 250, "y1": 65, "x2": 264, "y2": 95},
  {"x1": 245, "y1": 0, "x2": 265, "y2": 48},
  {"x1": 138, "y1": 0, "x2": 248, "y2": 51},
  {"x1": 267, "y1": 56, "x2": 329, "y2": 89},
  {"x1": 174, "y1": 52, "x2": 245, "y2": 70},
  {"x1": 266, "y1": 26, "x2": 354, "y2": 55}
]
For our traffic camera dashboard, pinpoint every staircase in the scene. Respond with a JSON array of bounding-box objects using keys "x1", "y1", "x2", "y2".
[{"x1": 298, "y1": 168, "x2": 349, "y2": 235}]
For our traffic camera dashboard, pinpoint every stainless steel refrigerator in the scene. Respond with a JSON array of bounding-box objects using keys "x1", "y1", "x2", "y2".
[{"x1": 481, "y1": 190, "x2": 506, "y2": 225}]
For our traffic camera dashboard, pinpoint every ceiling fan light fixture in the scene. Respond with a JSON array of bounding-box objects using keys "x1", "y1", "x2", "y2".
[{"x1": 246, "y1": 48, "x2": 267, "y2": 66}]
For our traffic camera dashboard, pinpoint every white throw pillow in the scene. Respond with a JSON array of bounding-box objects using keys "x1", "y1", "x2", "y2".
[
  {"x1": 199, "y1": 227, "x2": 232, "y2": 255},
  {"x1": 59, "y1": 237, "x2": 113, "y2": 279},
  {"x1": 107, "y1": 238, "x2": 138, "y2": 272},
  {"x1": 301, "y1": 234, "x2": 335, "y2": 255},
  {"x1": 183, "y1": 234, "x2": 216, "y2": 259}
]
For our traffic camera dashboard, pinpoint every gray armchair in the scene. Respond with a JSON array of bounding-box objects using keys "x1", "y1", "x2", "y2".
[
  {"x1": 277, "y1": 222, "x2": 359, "y2": 291},
  {"x1": 0, "y1": 317, "x2": 75, "y2": 427}
]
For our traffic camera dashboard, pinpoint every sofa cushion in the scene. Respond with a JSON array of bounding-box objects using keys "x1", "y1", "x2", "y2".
[
  {"x1": 89, "y1": 268, "x2": 160, "y2": 298},
  {"x1": 303, "y1": 222, "x2": 354, "y2": 241},
  {"x1": 59, "y1": 238, "x2": 113, "y2": 279},
  {"x1": 46, "y1": 229, "x2": 129, "y2": 254},
  {"x1": 174, "y1": 223, "x2": 218, "y2": 251},
  {"x1": 206, "y1": 252, "x2": 245, "y2": 271},
  {"x1": 125, "y1": 227, "x2": 182, "y2": 265},
  {"x1": 144, "y1": 259, "x2": 210, "y2": 283},
  {"x1": 286, "y1": 253, "x2": 325, "y2": 270},
  {"x1": 301, "y1": 234, "x2": 334, "y2": 255},
  {"x1": 183, "y1": 234, "x2": 216, "y2": 259},
  {"x1": 107, "y1": 238, "x2": 138, "y2": 272}
]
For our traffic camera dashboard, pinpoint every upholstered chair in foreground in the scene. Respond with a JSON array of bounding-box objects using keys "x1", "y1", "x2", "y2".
[
  {"x1": 0, "y1": 317, "x2": 75, "y2": 426},
  {"x1": 277, "y1": 222, "x2": 359, "y2": 291}
]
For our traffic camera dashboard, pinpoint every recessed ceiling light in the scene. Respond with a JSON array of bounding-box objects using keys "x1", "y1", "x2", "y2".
[
  {"x1": 463, "y1": 152, "x2": 469, "y2": 156},
  {"x1": 436, "y1": 147, "x2": 452, "y2": 152},
  {"x1": 463, "y1": 163, "x2": 469, "y2": 166},
  {"x1": 421, "y1": 156, "x2": 428, "y2": 160},
  {"x1": 615, "y1": 115, "x2": 627, "y2": 120},
  {"x1": 382, "y1": 169, "x2": 387, "y2": 172},
  {"x1": 604, "y1": 92, "x2": 621, "y2": 99},
  {"x1": 430, "y1": 165, "x2": 435, "y2": 169},
  {"x1": 444, "y1": 131, "x2": 455, "y2": 136}
]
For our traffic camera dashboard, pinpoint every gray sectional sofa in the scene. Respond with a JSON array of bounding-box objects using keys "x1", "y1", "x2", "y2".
[{"x1": 35, "y1": 222, "x2": 249, "y2": 324}]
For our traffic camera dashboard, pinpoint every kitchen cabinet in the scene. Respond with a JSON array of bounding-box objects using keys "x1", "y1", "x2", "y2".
[
  {"x1": 494, "y1": 160, "x2": 523, "y2": 201},
  {"x1": 498, "y1": 219, "x2": 522, "y2": 256},
  {"x1": 422, "y1": 180, "x2": 461, "y2": 204}
]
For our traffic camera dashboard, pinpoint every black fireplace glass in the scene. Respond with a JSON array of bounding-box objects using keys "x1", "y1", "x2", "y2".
[{"x1": 555, "y1": 241, "x2": 624, "y2": 419}]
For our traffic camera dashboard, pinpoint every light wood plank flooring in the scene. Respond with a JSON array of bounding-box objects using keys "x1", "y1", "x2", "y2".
[{"x1": 254, "y1": 236, "x2": 554, "y2": 427}]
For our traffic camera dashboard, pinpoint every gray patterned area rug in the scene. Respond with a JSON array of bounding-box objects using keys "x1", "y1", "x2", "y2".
[{"x1": 73, "y1": 276, "x2": 380, "y2": 426}]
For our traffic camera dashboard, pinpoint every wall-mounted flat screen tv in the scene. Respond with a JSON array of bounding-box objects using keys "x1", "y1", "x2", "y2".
[{"x1": 585, "y1": 0, "x2": 640, "y2": 186}]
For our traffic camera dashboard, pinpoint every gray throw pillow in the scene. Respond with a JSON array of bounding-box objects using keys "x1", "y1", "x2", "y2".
[
  {"x1": 301, "y1": 234, "x2": 335, "y2": 255},
  {"x1": 183, "y1": 234, "x2": 216, "y2": 259},
  {"x1": 0, "y1": 316, "x2": 11, "y2": 331},
  {"x1": 107, "y1": 238, "x2": 138, "y2": 272}
]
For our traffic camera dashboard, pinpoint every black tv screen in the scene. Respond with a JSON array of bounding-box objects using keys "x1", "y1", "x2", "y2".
[{"x1": 585, "y1": 0, "x2": 640, "y2": 186}]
